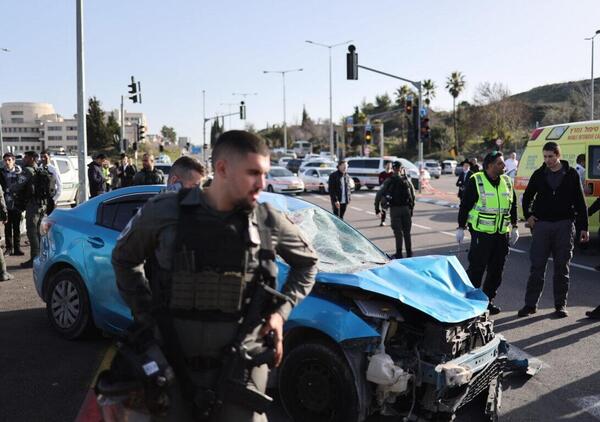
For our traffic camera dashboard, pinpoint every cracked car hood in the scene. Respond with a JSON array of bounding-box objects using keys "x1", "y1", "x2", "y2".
[{"x1": 316, "y1": 256, "x2": 489, "y2": 324}]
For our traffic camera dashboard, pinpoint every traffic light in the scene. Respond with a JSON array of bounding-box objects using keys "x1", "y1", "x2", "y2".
[
  {"x1": 364, "y1": 129, "x2": 373, "y2": 144},
  {"x1": 132, "y1": 142, "x2": 138, "y2": 151},
  {"x1": 159, "y1": 144, "x2": 164, "y2": 153},
  {"x1": 186, "y1": 142, "x2": 191, "y2": 150},
  {"x1": 239, "y1": 101, "x2": 246, "y2": 119},
  {"x1": 128, "y1": 76, "x2": 138, "y2": 103},
  {"x1": 137, "y1": 124, "x2": 146, "y2": 141},
  {"x1": 421, "y1": 117, "x2": 431, "y2": 139},
  {"x1": 346, "y1": 45, "x2": 358, "y2": 80},
  {"x1": 405, "y1": 97, "x2": 413, "y2": 115}
]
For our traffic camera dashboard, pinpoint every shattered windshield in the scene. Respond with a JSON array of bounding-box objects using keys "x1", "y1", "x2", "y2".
[{"x1": 287, "y1": 206, "x2": 389, "y2": 273}]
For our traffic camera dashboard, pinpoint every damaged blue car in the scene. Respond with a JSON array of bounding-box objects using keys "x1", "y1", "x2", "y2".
[{"x1": 33, "y1": 186, "x2": 504, "y2": 421}]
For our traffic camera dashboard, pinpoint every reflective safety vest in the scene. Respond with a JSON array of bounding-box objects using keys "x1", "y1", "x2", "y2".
[{"x1": 468, "y1": 172, "x2": 514, "y2": 234}]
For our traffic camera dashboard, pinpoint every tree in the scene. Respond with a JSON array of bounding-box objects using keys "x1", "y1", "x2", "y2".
[
  {"x1": 209, "y1": 119, "x2": 223, "y2": 147},
  {"x1": 106, "y1": 115, "x2": 120, "y2": 148},
  {"x1": 373, "y1": 94, "x2": 392, "y2": 114},
  {"x1": 446, "y1": 71, "x2": 466, "y2": 154},
  {"x1": 422, "y1": 79, "x2": 437, "y2": 109},
  {"x1": 161, "y1": 126, "x2": 177, "y2": 144},
  {"x1": 301, "y1": 105, "x2": 310, "y2": 127},
  {"x1": 86, "y1": 97, "x2": 110, "y2": 151}
]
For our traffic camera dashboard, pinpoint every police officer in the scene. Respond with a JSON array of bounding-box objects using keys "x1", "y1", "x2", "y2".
[
  {"x1": 112, "y1": 130, "x2": 318, "y2": 421},
  {"x1": 456, "y1": 151, "x2": 518, "y2": 315},
  {"x1": 18, "y1": 151, "x2": 46, "y2": 268},
  {"x1": 0, "y1": 179, "x2": 14, "y2": 281},
  {"x1": 374, "y1": 161, "x2": 415, "y2": 258},
  {"x1": 133, "y1": 153, "x2": 165, "y2": 185},
  {"x1": 40, "y1": 150, "x2": 61, "y2": 215}
]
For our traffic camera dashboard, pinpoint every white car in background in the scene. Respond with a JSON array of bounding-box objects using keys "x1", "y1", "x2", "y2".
[
  {"x1": 298, "y1": 158, "x2": 336, "y2": 172},
  {"x1": 300, "y1": 167, "x2": 355, "y2": 193},
  {"x1": 416, "y1": 160, "x2": 442, "y2": 179},
  {"x1": 265, "y1": 166, "x2": 304, "y2": 194}
]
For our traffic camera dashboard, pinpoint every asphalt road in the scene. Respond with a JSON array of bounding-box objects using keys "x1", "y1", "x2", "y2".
[{"x1": 1, "y1": 175, "x2": 599, "y2": 421}]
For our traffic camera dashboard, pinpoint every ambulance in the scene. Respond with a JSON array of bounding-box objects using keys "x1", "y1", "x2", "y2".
[{"x1": 514, "y1": 120, "x2": 600, "y2": 233}]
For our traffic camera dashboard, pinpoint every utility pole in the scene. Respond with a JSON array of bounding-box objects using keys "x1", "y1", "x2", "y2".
[
  {"x1": 0, "y1": 47, "x2": 9, "y2": 155},
  {"x1": 306, "y1": 40, "x2": 352, "y2": 158},
  {"x1": 76, "y1": 0, "x2": 88, "y2": 203},
  {"x1": 263, "y1": 69, "x2": 303, "y2": 151},
  {"x1": 585, "y1": 30, "x2": 600, "y2": 120},
  {"x1": 202, "y1": 90, "x2": 206, "y2": 165}
]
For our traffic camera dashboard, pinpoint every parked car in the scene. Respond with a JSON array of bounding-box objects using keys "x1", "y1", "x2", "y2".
[
  {"x1": 154, "y1": 164, "x2": 171, "y2": 177},
  {"x1": 285, "y1": 158, "x2": 304, "y2": 175},
  {"x1": 442, "y1": 159, "x2": 458, "y2": 175},
  {"x1": 50, "y1": 154, "x2": 80, "y2": 207},
  {"x1": 300, "y1": 167, "x2": 355, "y2": 193},
  {"x1": 292, "y1": 140, "x2": 312, "y2": 158},
  {"x1": 347, "y1": 156, "x2": 430, "y2": 190},
  {"x1": 278, "y1": 155, "x2": 295, "y2": 167},
  {"x1": 416, "y1": 160, "x2": 442, "y2": 179},
  {"x1": 34, "y1": 186, "x2": 504, "y2": 421},
  {"x1": 265, "y1": 166, "x2": 304, "y2": 194},
  {"x1": 298, "y1": 158, "x2": 336, "y2": 172}
]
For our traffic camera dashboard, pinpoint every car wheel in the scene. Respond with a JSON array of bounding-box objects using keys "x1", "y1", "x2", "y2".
[
  {"x1": 352, "y1": 178, "x2": 361, "y2": 191},
  {"x1": 279, "y1": 342, "x2": 359, "y2": 422},
  {"x1": 267, "y1": 185, "x2": 274, "y2": 193},
  {"x1": 46, "y1": 269, "x2": 94, "y2": 340},
  {"x1": 367, "y1": 185, "x2": 374, "y2": 190},
  {"x1": 318, "y1": 184, "x2": 325, "y2": 194}
]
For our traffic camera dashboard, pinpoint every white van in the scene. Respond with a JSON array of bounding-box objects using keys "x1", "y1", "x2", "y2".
[
  {"x1": 51, "y1": 155, "x2": 80, "y2": 207},
  {"x1": 346, "y1": 156, "x2": 428, "y2": 190},
  {"x1": 292, "y1": 140, "x2": 312, "y2": 158}
]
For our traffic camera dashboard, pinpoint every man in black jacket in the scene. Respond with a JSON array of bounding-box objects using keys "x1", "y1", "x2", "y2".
[
  {"x1": 328, "y1": 160, "x2": 351, "y2": 220},
  {"x1": 133, "y1": 153, "x2": 165, "y2": 186},
  {"x1": 88, "y1": 153, "x2": 107, "y2": 198},
  {"x1": 456, "y1": 159, "x2": 472, "y2": 200},
  {"x1": 518, "y1": 142, "x2": 589, "y2": 318}
]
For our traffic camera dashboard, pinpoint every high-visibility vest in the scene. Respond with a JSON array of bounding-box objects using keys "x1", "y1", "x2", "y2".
[{"x1": 468, "y1": 172, "x2": 513, "y2": 234}]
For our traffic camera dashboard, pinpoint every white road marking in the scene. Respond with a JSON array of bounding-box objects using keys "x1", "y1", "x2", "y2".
[
  {"x1": 350, "y1": 206, "x2": 363, "y2": 211},
  {"x1": 413, "y1": 223, "x2": 432, "y2": 230},
  {"x1": 569, "y1": 396, "x2": 600, "y2": 420},
  {"x1": 366, "y1": 211, "x2": 376, "y2": 215}
]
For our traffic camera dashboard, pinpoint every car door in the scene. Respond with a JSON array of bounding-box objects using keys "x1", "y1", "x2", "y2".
[
  {"x1": 304, "y1": 169, "x2": 317, "y2": 191},
  {"x1": 84, "y1": 192, "x2": 155, "y2": 331},
  {"x1": 52, "y1": 157, "x2": 77, "y2": 204}
]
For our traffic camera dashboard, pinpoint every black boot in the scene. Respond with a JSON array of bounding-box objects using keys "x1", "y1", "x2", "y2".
[{"x1": 12, "y1": 244, "x2": 24, "y2": 256}]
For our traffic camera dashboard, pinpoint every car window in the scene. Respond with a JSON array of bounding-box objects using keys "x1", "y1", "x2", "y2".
[
  {"x1": 288, "y1": 207, "x2": 388, "y2": 273},
  {"x1": 308, "y1": 170, "x2": 317, "y2": 176},
  {"x1": 347, "y1": 160, "x2": 363, "y2": 168},
  {"x1": 364, "y1": 160, "x2": 380, "y2": 169},
  {"x1": 97, "y1": 195, "x2": 155, "y2": 232},
  {"x1": 319, "y1": 169, "x2": 334, "y2": 177},
  {"x1": 270, "y1": 168, "x2": 293, "y2": 177},
  {"x1": 54, "y1": 159, "x2": 71, "y2": 174}
]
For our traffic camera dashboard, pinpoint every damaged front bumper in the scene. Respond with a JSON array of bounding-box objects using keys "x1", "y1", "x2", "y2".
[{"x1": 420, "y1": 335, "x2": 507, "y2": 415}]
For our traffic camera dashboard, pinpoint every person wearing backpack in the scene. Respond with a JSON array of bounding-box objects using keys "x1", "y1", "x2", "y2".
[
  {"x1": 40, "y1": 151, "x2": 61, "y2": 215},
  {"x1": 374, "y1": 161, "x2": 415, "y2": 258},
  {"x1": 16, "y1": 151, "x2": 50, "y2": 268}
]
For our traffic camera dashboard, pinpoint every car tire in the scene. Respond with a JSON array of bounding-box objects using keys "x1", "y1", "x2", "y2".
[
  {"x1": 352, "y1": 178, "x2": 361, "y2": 191},
  {"x1": 267, "y1": 185, "x2": 274, "y2": 193},
  {"x1": 279, "y1": 342, "x2": 359, "y2": 422},
  {"x1": 45, "y1": 269, "x2": 94, "y2": 340},
  {"x1": 318, "y1": 184, "x2": 325, "y2": 194},
  {"x1": 367, "y1": 185, "x2": 374, "y2": 190}
]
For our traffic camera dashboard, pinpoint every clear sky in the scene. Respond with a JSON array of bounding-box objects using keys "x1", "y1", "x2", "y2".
[{"x1": 1, "y1": 0, "x2": 600, "y2": 144}]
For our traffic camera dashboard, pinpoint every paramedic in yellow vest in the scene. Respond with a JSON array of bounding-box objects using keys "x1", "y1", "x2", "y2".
[{"x1": 456, "y1": 151, "x2": 519, "y2": 315}]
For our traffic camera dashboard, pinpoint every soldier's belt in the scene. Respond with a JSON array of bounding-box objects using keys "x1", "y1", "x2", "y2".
[{"x1": 170, "y1": 271, "x2": 245, "y2": 314}]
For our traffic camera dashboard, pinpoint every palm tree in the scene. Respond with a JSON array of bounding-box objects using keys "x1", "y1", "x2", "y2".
[
  {"x1": 422, "y1": 79, "x2": 437, "y2": 109},
  {"x1": 446, "y1": 71, "x2": 466, "y2": 154}
]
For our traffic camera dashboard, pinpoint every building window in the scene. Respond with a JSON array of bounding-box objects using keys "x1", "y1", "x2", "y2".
[
  {"x1": 48, "y1": 136, "x2": 63, "y2": 141},
  {"x1": 47, "y1": 126, "x2": 62, "y2": 131},
  {"x1": 67, "y1": 126, "x2": 77, "y2": 131},
  {"x1": 66, "y1": 136, "x2": 78, "y2": 141},
  {"x1": 11, "y1": 118, "x2": 24, "y2": 123},
  {"x1": 10, "y1": 111, "x2": 23, "y2": 115}
]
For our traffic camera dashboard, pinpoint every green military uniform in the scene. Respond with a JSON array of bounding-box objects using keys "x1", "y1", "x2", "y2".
[
  {"x1": 18, "y1": 164, "x2": 45, "y2": 264},
  {"x1": 132, "y1": 168, "x2": 165, "y2": 185},
  {"x1": 374, "y1": 173, "x2": 416, "y2": 258},
  {"x1": 111, "y1": 187, "x2": 318, "y2": 421}
]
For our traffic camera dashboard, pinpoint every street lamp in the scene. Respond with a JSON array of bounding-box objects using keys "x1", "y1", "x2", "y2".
[
  {"x1": 585, "y1": 29, "x2": 600, "y2": 120},
  {"x1": 263, "y1": 69, "x2": 303, "y2": 151},
  {"x1": 305, "y1": 39, "x2": 352, "y2": 158},
  {"x1": 0, "y1": 47, "x2": 10, "y2": 155}
]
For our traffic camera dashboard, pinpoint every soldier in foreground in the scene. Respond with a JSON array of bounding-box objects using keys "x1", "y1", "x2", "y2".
[{"x1": 111, "y1": 130, "x2": 318, "y2": 421}]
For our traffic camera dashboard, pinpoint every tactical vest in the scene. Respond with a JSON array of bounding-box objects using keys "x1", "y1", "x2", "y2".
[
  {"x1": 162, "y1": 191, "x2": 277, "y2": 321},
  {"x1": 388, "y1": 176, "x2": 413, "y2": 207},
  {"x1": 468, "y1": 172, "x2": 513, "y2": 234}
]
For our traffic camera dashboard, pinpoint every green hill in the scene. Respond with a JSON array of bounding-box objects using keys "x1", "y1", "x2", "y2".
[{"x1": 511, "y1": 78, "x2": 598, "y2": 106}]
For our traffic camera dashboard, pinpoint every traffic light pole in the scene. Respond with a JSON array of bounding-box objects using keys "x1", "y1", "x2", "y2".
[
  {"x1": 356, "y1": 64, "x2": 423, "y2": 192},
  {"x1": 202, "y1": 110, "x2": 243, "y2": 165},
  {"x1": 120, "y1": 95, "x2": 125, "y2": 153}
]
